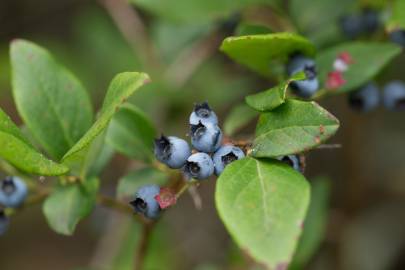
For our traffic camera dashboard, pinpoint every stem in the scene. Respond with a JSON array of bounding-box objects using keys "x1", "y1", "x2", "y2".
[
  {"x1": 134, "y1": 222, "x2": 155, "y2": 270},
  {"x1": 97, "y1": 194, "x2": 134, "y2": 215},
  {"x1": 5, "y1": 190, "x2": 49, "y2": 216}
]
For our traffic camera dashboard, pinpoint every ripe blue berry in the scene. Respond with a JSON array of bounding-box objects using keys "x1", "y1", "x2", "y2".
[
  {"x1": 389, "y1": 29, "x2": 405, "y2": 47},
  {"x1": 130, "y1": 184, "x2": 161, "y2": 219},
  {"x1": 0, "y1": 176, "x2": 28, "y2": 208},
  {"x1": 0, "y1": 210, "x2": 9, "y2": 235},
  {"x1": 382, "y1": 81, "x2": 405, "y2": 111},
  {"x1": 154, "y1": 135, "x2": 191, "y2": 169},
  {"x1": 277, "y1": 155, "x2": 302, "y2": 172},
  {"x1": 183, "y1": 152, "x2": 214, "y2": 180},
  {"x1": 287, "y1": 55, "x2": 319, "y2": 98},
  {"x1": 213, "y1": 145, "x2": 245, "y2": 175},
  {"x1": 339, "y1": 14, "x2": 364, "y2": 39},
  {"x1": 189, "y1": 102, "x2": 218, "y2": 125},
  {"x1": 190, "y1": 122, "x2": 222, "y2": 153},
  {"x1": 361, "y1": 9, "x2": 380, "y2": 34},
  {"x1": 348, "y1": 82, "x2": 380, "y2": 112}
]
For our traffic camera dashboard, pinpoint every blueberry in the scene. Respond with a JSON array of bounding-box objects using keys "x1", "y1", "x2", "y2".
[
  {"x1": 339, "y1": 13, "x2": 364, "y2": 39},
  {"x1": 213, "y1": 145, "x2": 245, "y2": 175},
  {"x1": 189, "y1": 102, "x2": 218, "y2": 126},
  {"x1": 130, "y1": 184, "x2": 161, "y2": 219},
  {"x1": 154, "y1": 135, "x2": 191, "y2": 169},
  {"x1": 190, "y1": 121, "x2": 223, "y2": 153},
  {"x1": 389, "y1": 29, "x2": 405, "y2": 47},
  {"x1": 361, "y1": 8, "x2": 380, "y2": 34},
  {"x1": 348, "y1": 82, "x2": 380, "y2": 112},
  {"x1": 382, "y1": 81, "x2": 405, "y2": 111},
  {"x1": 0, "y1": 210, "x2": 9, "y2": 235},
  {"x1": 287, "y1": 55, "x2": 319, "y2": 98},
  {"x1": 183, "y1": 152, "x2": 214, "y2": 180},
  {"x1": 277, "y1": 155, "x2": 302, "y2": 172},
  {"x1": 0, "y1": 176, "x2": 28, "y2": 208}
]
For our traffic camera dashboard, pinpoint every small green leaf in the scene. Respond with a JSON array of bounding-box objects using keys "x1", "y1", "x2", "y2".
[
  {"x1": 235, "y1": 23, "x2": 272, "y2": 36},
  {"x1": 215, "y1": 157, "x2": 310, "y2": 269},
  {"x1": 316, "y1": 42, "x2": 401, "y2": 93},
  {"x1": 252, "y1": 99, "x2": 339, "y2": 157},
  {"x1": 289, "y1": 176, "x2": 331, "y2": 270},
  {"x1": 0, "y1": 108, "x2": 68, "y2": 176},
  {"x1": 130, "y1": 0, "x2": 269, "y2": 23},
  {"x1": 223, "y1": 104, "x2": 257, "y2": 136},
  {"x1": 117, "y1": 168, "x2": 168, "y2": 199},
  {"x1": 106, "y1": 104, "x2": 156, "y2": 162},
  {"x1": 10, "y1": 39, "x2": 93, "y2": 159},
  {"x1": 246, "y1": 71, "x2": 306, "y2": 112},
  {"x1": 62, "y1": 72, "x2": 150, "y2": 168},
  {"x1": 220, "y1": 33, "x2": 316, "y2": 76},
  {"x1": 43, "y1": 177, "x2": 99, "y2": 235},
  {"x1": 388, "y1": 0, "x2": 405, "y2": 30}
]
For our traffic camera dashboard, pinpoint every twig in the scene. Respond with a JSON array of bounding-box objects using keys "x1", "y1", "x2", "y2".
[
  {"x1": 164, "y1": 30, "x2": 223, "y2": 89},
  {"x1": 316, "y1": 144, "x2": 342, "y2": 149},
  {"x1": 5, "y1": 190, "x2": 49, "y2": 216},
  {"x1": 134, "y1": 222, "x2": 155, "y2": 270},
  {"x1": 188, "y1": 184, "x2": 203, "y2": 210},
  {"x1": 99, "y1": 0, "x2": 161, "y2": 71}
]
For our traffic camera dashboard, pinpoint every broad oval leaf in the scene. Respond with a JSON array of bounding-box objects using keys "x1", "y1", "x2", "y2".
[
  {"x1": 252, "y1": 99, "x2": 339, "y2": 157},
  {"x1": 43, "y1": 177, "x2": 99, "y2": 235},
  {"x1": 224, "y1": 104, "x2": 257, "y2": 136},
  {"x1": 130, "y1": 0, "x2": 271, "y2": 23},
  {"x1": 10, "y1": 39, "x2": 93, "y2": 159},
  {"x1": 106, "y1": 104, "x2": 156, "y2": 162},
  {"x1": 220, "y1": 33, "x2": 316, "y2": 77},
  {"x1": 316, "y1": 42, "x2": 401, "y2": 93},
  {"x1": 246, "y1": 71, "x2": 306, "y2": 112},
  {"x1": 215, "y1": 157, "x2": 310, "y2": 269},
  {"x1": 0, "y1": 108, "x2": 68, "y2": 176},
  {"x1": 62, "y1": 72, "x2": 150, "y2": 168},
  {"x1": 117, "y1": 167, "x2": 168, "y2": 200}
]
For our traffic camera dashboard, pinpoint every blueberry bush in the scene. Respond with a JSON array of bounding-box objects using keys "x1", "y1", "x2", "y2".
[{"x1": 1, "y1": 0, "x2": 405, "y2": 269}]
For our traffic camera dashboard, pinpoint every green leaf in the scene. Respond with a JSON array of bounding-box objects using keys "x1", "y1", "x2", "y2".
[
  {"x1": 316, "y1": 42, "x2": 401, "y2": 93},
  {"x1": 117, "y1": 168, "x2": 168, "y2": 200},
  {"x1": 246, "y1": 71, "x2": 306, "y2": 112},
  {"x1": 215, "y1": 157, "x2": 310, "y2": 269},
  {"x1": 220, "y1": 33, "x2": 316, "y2": 77},
  {"x1": 0, "y1": 108, "x2": 68, "y2": 176},
  {"x1": 43, "y1": 177, "x2": 99, "y2": 235},
  {"x1": 62, "y1": 72, "x2": 150, "y2": 169},
  {"x1": 235, "y1": 23, "x2": 272, "y2": 36},
  {"x1": 224, "y1": 104, "x2": 257, "y2": 136},
  {"x1": 252, "y1": 99, "x2": 339, "y2": 157},
  {"x1": 10, "y1": 39, "x2": 93, "y2": 159},
  {"x1": 130, "y1": 0, "x2": 269, "y2": 23},
  {"x1": 289, "y1": 176, "x2": 331, "y2": 270},
  {"x1": 106, "y1": 104, "x2": 156, "y2": 162},
  {"x1": 388, "y1": 0, "x2": 405, "y2": 30}
]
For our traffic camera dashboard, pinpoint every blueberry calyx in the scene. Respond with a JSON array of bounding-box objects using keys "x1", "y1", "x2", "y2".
[
  {"x1": 194, "y1": 102, "x2": 212, "y2": 118},
  {"x1": 304, "y1": 64, "x2": 317, "y2": 80},
  {"x1": 185, "y1": 161, "x2": 201, "y2": 177},
  {"x1": 280, "y1": 156, "x2": 295, "y2": 167},
  {"x1": 221, "y1": 152, "x2": 238, "y2": 165},
  {"x1": 154, "y1": 135, "x2": 171, "y2": 160},
  {"x1": 1, "y1": 177, "x2": 16, "y2": 195},
  {"x1": 190, "y1": 121, "x2": 206, "y2": 139},
  {"x1": 130, "y1": 198, "x2": 148, "y2": 213}
]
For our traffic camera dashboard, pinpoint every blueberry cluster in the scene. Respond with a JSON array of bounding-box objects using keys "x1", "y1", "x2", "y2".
[
  {"x1": 348, "y1": 81, "x2": 405, "y2": 112},
  {"x1": 0, "y1": 176, "x2": 28, "y2": 235},
  {"x1": 286, "y1": 54, "x2": 320, "y2": 98},
  {"x1": 129, "y1": 102, "x2": 245, "y2": 219},
  {"x1": 339, "y1": 8, "x2": 380, "y2": 39}
]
